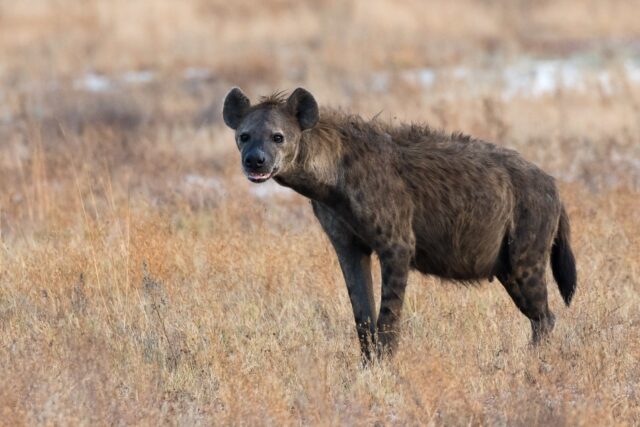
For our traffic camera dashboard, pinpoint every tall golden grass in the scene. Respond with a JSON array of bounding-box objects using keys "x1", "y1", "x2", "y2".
[{"x1": 0, "y1": 0, "x2": 639, "y2": 425}]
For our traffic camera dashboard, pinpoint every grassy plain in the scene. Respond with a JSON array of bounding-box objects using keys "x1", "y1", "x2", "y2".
[{"x1": 0, "y1": 0, "x2": 639, "y2": 425}]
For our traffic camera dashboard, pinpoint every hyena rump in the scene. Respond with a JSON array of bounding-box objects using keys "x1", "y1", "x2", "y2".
[{"x1": 223, "y1": 87, "x2": 577, "y2": 362}]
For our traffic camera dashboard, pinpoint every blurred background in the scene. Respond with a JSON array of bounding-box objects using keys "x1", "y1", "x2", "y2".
[
  {"x1": 2, "y1": 0, "x2": 640, "y2": 201},
  {"x1": 1, "y1": 1, "x2": 639, "y2": 424}
]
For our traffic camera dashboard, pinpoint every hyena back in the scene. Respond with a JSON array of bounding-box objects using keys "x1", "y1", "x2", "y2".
[{"x1": 223, "y1": 87, "x2": 577, "y2": 362}]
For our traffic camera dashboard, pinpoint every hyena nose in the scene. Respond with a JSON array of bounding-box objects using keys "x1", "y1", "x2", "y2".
[{"x1": 244, "y1": 152, "x2": 266, "y2": 169}]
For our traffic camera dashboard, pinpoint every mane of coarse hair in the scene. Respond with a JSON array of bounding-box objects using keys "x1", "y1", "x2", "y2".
[
  {"x1": 327, "y1": 110, "x2": 478, "y2": 149},
  {"x1": 316, "y1": 109, "x2": 418, "y2": 147},
  {"x1": 317, "y1": 108, "x2": 388, "y2": 139},
  {"x1": 257, "y1": 90, "x2": 289, "y2": 106},
  {"x1": 294, "y1": 108, "x2": 345, "y2": 185}
]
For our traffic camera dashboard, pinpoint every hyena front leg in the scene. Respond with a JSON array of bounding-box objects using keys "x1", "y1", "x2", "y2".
[
  {"x1": 313, "y1": 202, "x2": 377, "y2": 362},
  {"x1": 376, "y1": 242, "x2": 413, "y2": 357}
]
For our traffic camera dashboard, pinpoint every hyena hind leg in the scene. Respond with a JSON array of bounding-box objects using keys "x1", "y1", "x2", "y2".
[{"x1": 498, "y1": 263, "x2": 555, "y2": 345}]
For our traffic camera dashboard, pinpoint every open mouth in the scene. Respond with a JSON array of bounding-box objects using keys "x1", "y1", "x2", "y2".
[{"x1": 245, "y1": 170, "x2": 275, "y2": 183}]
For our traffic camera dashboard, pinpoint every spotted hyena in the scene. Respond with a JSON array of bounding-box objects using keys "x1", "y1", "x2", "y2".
[{"x1": 222, "y1": 87, "x2": 577, "y2": 362}]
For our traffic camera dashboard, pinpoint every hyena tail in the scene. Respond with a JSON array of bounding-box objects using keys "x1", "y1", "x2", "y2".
[{"x1": 551, "y1": 206, "x2": 577, "y2": 306}]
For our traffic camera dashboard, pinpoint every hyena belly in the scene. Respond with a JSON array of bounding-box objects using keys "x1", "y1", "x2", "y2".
[
  {"x1": 412, "y1": 224, "x2": 507, "y2": 281},
  {"x1": 409, "y1": 173, "x2": 514, "y2": 281}
]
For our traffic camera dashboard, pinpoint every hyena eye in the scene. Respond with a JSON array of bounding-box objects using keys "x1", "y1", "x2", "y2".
[
  {"x1": 272, "y1": 133, "x2": 284, "y2": 143},
  {"x1": 239, "y1": 133, "x2": 250, "y2": 143}
]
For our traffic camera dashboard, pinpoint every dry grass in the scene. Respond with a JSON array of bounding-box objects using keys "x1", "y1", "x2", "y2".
[{"x1": 1, "y1": 1, "x2": 639, "y2": 425}]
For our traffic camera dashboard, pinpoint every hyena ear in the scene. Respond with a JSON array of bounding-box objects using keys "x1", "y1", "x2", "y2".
[
  {"x1": 286, "y1": 88, "x2": 319, "y2": 130},
  {"x1": 223, "y1": 87, "x2": 251, "y2": 129}
]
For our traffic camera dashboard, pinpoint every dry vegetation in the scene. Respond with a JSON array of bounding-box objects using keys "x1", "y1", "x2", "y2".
[{"x1": 1, "y1": 0, "x2": 639, "y2": 425}]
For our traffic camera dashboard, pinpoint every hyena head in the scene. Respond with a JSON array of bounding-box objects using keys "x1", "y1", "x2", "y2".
[{"x1": 222, "y1": 87, "x2": 319, "y2": 183}]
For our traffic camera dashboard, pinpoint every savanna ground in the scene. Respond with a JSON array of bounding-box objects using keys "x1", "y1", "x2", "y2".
[{"x1": 1, "y1": 0, "x2": 639, "y2": 425}]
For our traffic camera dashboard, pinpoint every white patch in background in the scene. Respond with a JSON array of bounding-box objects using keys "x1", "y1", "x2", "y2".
[
  {"x1": 74, "y1": 71, "x2": 156, "y2": 93},
  {"x1": 400, "y1": 68, "x2": 436, "y2": 88},
  {"x1": 501, "y1": 59, "x2": 589, "y2": 99},
  {"x1": 121, "y1": 70, "x2": 155, "y2": 85},
  {"x1": 74, "y1": 72, "x2": 112, "y2": 92},
  {"x1": 624, "y1": 59, "x2": 640, "y2": 82},
  {"x1": 248, "y1": 180, "x2": 294, "y2": 199},
  {"x1": 370, "y1": 73, "x2": 390, "y2": 93},
  {"x1": 531, "y1": 61, "x2": 563, "y2": 96},
  {"x1": 183, "y1": 67, "x2": 212, "y2": 81},
  {"x1": 451, "y1": 66, "x2": 470, "y2": 79},
  {"x1": 364, "y1": 53, "x2": 640, "y2": 100},
  {"x1": 596, "y1": 71, "x2": 614, "y2": 94}
]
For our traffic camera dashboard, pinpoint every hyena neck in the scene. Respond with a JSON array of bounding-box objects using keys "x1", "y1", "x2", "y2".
[{"x1": 274, "y1": 122, "x2": 346, "y2": 205}]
